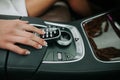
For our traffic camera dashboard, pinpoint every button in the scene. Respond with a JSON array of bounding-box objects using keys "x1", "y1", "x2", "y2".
[
  {"x1": 42, "y1": 35, "x2": 45, "y2": 38},
  {"x1": 54, "y1": 30, "x2": 56, "y2": 34},
  {"x1": 46, "y1": 28, "x2": 49, "y2": 32},
  {"x1": 57, "y1": 52, "x2": 62, "y2": 60},
  {"x1": 50, "y1": 32, "x2": 52, "y2": 37},
  {"x1": 46, "y1": 34, "x2": 49, "y2": 38}
]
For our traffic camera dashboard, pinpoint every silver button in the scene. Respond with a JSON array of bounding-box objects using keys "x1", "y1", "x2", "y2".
[{"x1": 57, "y1": 52, "x2": 62, "y2": 60}]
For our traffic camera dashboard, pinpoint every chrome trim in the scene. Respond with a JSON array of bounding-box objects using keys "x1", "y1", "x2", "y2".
[{"x1": 42, "y1": 21, "x2": 85, "y2": 63}]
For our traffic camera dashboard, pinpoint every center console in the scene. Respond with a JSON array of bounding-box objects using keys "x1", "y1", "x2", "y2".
[
  {"x1": 0, "y1": 8, "x2": 120, "y2": 80},
  {"x1": 30, "y1": 21, "x2": 85, "y2": 63}
]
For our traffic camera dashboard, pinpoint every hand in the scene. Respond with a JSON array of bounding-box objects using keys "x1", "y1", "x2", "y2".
[{"x1": 0, "y1": 19, "x2": 47, "y2": 55}]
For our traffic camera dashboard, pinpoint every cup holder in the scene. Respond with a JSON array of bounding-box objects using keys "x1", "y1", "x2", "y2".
[{"x1": 57, "y1": 31, "x2": 72, "y2": 46}]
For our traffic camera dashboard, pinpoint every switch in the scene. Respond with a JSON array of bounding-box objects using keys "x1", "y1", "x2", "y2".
[{"x1": 57, "y1": 52, "x2": 62, "y2": 61}]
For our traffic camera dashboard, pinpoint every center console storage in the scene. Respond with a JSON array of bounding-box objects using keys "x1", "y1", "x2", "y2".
[{"x1": 82, "y1": 9, "x2": 120, "y2": 62}]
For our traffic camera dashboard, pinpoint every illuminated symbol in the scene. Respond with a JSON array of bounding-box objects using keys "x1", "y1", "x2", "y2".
[{"x1": 75, "y1": 38, "x2": 79, "y2": 41}]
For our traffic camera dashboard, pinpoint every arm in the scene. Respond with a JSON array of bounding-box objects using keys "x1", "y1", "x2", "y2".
[
  {"x1": 25, "y1": 0, "x2": 58, "y2": 17},
  {"x1": 0, "y1": 19, "x2": 47, "y2": 55},
  {"x1": 67, "y1": 0, "x2": 92, "y2": 17}
]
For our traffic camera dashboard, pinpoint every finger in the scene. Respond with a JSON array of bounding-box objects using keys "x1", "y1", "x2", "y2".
[
  {"x1": 14, "y1": 19, "x2": 29, "y2": 24},
  {"x1": 5, "y1": 43, "x2": 30, "y2": 55},
  {"x1": 21, "y1": 24, "x2": 45, "y2": 34},
  {"x1": 13, "y1": 30, "x2": 47, "y2": 46},
  {"x1": 9, "y1": 36, "x2": 46, "y2": 48}
]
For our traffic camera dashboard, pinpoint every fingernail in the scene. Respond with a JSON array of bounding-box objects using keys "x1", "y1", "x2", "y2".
[
  {"x1": 25, "y1": 50, "x2": 30, "y2": 55},
  {"x1": 44, "y1": 41, "x2": 48, "y2": 46},
  {"x1": 42, "y1": 29, "x2": 45, "y2": 34},
  {"x1": 38, "y1": 45, "x2": 42, "y2": 49}
]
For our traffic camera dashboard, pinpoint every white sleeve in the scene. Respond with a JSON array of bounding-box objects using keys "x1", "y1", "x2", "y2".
[
  {"x1": 0, "y1": 0, "x2": 28, "y2": 16},
  {"x1": 11, "y1": 0, "x2": 28, "y2": 16}
]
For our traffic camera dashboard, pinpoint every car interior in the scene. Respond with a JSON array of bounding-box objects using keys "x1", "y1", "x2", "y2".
[{"x1": 0, "y1": 0, "x2": 120, "y2": 80}]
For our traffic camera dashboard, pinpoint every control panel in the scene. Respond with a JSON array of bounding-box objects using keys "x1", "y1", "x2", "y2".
[{"x1": 30, "y1": 22, "x2": 85, "y2": 63}]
